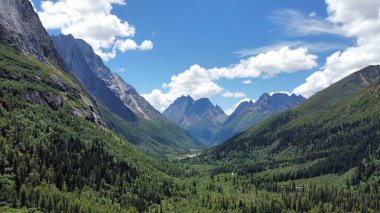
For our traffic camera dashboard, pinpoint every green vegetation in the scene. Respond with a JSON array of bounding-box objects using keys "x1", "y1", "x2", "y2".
[
  {"x1": 0, "y1": 43, "x2": 188, "y2": 212},
  {"x1": 1, "y1": 42, "x2": 380, "y2": 212},
  {"x1": 185, "y1": 65, "x2": 380, "y2": 212},
  {"x1": 97, "y1": 102, "x2": 200, "y2": 159}
]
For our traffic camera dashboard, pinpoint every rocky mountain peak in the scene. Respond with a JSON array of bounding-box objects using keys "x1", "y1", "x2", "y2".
[
  {"x1": 234, "y1": 100, "x2": 255, "y2": 113},
  {"x1": 0, "y1": 0, "x2": 66, "y2": 69},
  {"x1": 175, "y1": 95, "x2": 194, "y2": 105},
  {"x1": 52, "y1": 34, "x2": 160, "y2": 121},
  {"x1": 191, "y1": 98, "x2": 217, "y2": 114},
  {"x1": 258, "y1": 92, "x2": 270, "y2": 100},
  {"x1": 163, "y1": 96, "x2": 227, "y2": 144}
]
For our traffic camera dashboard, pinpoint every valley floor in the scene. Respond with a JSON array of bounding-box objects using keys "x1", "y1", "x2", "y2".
[{"x1": 147, "y1": 156, "x2": 380, "y2": 213}]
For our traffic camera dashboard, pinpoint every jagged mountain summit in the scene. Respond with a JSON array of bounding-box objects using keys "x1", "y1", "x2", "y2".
[
  {"x1": 0, "y1": 0, "x2": 66, "y2": 69},
  {"x1": 214, "y1": 93, "x2": 305, "y2": 145},
  {"x1": 164, "y1": 93, "x2": 305, "y2": 146},
  {"x1": 163, "y1": 96, "x2": 227, "y2": 145},
  {"x1": 52, "y1": 34, "x2": 202, "y2": 156}
]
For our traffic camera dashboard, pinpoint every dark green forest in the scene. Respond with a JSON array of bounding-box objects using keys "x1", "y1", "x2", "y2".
[
  {"x1": 0, "y1": 44, "x2": 188, "y2": 212},
  {"x1": 0, "y1": 43, "x2": 380, "y2": 213}
]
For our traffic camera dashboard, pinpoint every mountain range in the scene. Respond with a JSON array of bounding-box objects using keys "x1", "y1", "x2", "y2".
[
  {"x1": 1, "y1": 0, "x2": 380, "y2": 212},
  {"x1": 205, "y1": 64, "x2": 380, "y2": 170},
  {"x1": 164, "y1": 93, "x2": 305, "y2": 145},
  {"x1": 51, "y1": 34, "x2": 201, "y2": 157}
]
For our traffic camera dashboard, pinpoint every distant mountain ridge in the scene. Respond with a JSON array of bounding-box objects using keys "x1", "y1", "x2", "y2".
[
  {"x1": 205, "y1": 64, "x2": 380, "y2": 176},
  {"x1": 163, "y1": 93, "x2": 305, "y2": 146},
  {"x1": 52, "y1": 34, "x2": 201, "y2": 156},
  {"x1": 215, "y1": 93, "x2": 305, "y2": 145},
  {"x1": 163, "y1": 96, "x2": 227, "y2": 145}
]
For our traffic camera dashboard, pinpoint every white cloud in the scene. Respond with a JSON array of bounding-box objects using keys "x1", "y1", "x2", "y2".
[
  {"x1": 225, "y1": 98, "x2": 256, "y2": 115},
  {"x1": 235, "y1": 41, "x2": 303, "y2": 57},
  {"x1": 270, "y1": 9, "x2": 343, "y2": 36},
  {"x1": 33, "y1": 0, "x2": 153, "y2": 61},
  {"x1": 303, "y1": 41, "x2": 350, "y2": 53},
  {"x1": 143, "y1": 47, "x2": 317, "y2": 111},
  {"x1": 116, "y1": 39, "x2": 153, "y2": 52},
  {"x1": 139, "y1": 40, "x2": 154, "y2": 51},
  {"x1": 235, "y1": 41, "x2": 348, "y2": 58},
  {"x1": 222, "y1": 92, "x2": 246, "y2": 98},
  {"x1": 142, "y1": 89, "x2": 176, "y2": 112},
  {"x1": 309, "y1": 11, "x2": 317, "y2": 17},
  {"x1": 269, "y1": 91, "x2": 292, "y2": 96},
  {"x1": 222, "y1": 47, "x2": 317, "y2": 79},
  {"x1": 293, "y1": 0, "x2": 380, "y2": 97},
  {"x1": 242, "y1": 79, "x2": 252, "y2": 85},
  {"x1": 116, "y1": 67, "x2": 126, "y2": 73},
  {"x1": 116, "y1": 39, "x2": 138, "y2": 51},
  {"x1": 142, "y1": 65, "x2": 225, "y2": 112}
]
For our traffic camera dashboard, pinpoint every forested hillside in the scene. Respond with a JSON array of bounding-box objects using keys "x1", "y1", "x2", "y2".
[
  {"x1": 0, "y1": 43, "x2": 184, "y2": 212},
  {"x1": 178, "y1": 65, "x2": 380, "y2": 212},
  {"x1": 2, "y1": 42, "x2": 380, "y2": 212},
  {"x1": 1, "y1": 0, "x2": 380, "y2": 212}
]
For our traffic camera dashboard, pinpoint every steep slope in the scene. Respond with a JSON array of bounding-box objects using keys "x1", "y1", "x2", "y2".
[
  {"x1": 176, "y1": 65, "x2": 380, "y2": 212},
  {"x1": 0, "y1": 0, "x2": 101, "y2": 125},
  {"x1": 204, "y1": 65, "x2": 380, "y2": 176},
  {"x1": 0, "y1": 0, "x2": 183, "y2": 210},
  {"x1": 0, "y1": 0, "x2": 65, "y2": 69},
  {"x1": 214, "y1": 93, "x2": 305, "y2": 145},
  {"x1": 164, "y1": 96, "x2": 227, "y2": 145},
  {"x1": 0, "y1": 42, "x2": 179, "y2": 212},
  {"x1": 51, "y1": 34, "x2": 201, "y2": 157},
  {"x1": 163, "y1": 95, "x2": 195, "y2": 124},
  {"x1": 0, "y1": 2, "x2": 261, "y2": 210}
]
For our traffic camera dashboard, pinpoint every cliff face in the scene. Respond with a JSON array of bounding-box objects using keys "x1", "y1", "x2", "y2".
[
  {"x1": 0, "y1": 0, "x2": 103, "y2": 126},
  {"x1": 52, "y1": 34, "x2": 202, "y2": 156},
  {"x1": 52, "y1": 34, "x2": 167, "y2": 121},
  {"x1": 0, "y1": 0, "x2": 66, "y2": 69}
]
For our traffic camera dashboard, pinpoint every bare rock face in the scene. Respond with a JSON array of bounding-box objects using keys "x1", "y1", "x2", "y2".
[
  {"x1": 51, "y1": 34, "x2": 164, "y2": 121},
  {"x1": 50, "y1": 74, "x2": 67, "y2": 91},
  {"x1": 0, "y1": 0, "x2": 103, "y2": 126},
  {"x1": 21, "y1": 91, "x2": 64, "y2": 110},
  {"x1": 51, "y1": 34, "x2": 202, "y2": 152},
  {"x1": 0, "y1": 0, "x2": 66, "y2": 69}
]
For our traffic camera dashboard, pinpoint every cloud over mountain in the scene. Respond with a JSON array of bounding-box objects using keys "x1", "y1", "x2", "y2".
[
  {"x1": 293, "y1": 0, "x2": 380, "y2": 97},
  {"x1": 143, "y1": 46, "x2": 317, "y2": 111},
  {"x1": 34, "y1": 0, "x2": 153, "y2": 61}
]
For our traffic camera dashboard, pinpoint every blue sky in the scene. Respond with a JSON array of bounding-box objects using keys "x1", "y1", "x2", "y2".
[{"x1": 31, "y1": 0, "x2": 378, "y2": 113}]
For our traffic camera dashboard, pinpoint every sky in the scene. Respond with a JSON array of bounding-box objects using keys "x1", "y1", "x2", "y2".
[{"x1": 30, "y1": 0, "x2": 380, "y2": 114}]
